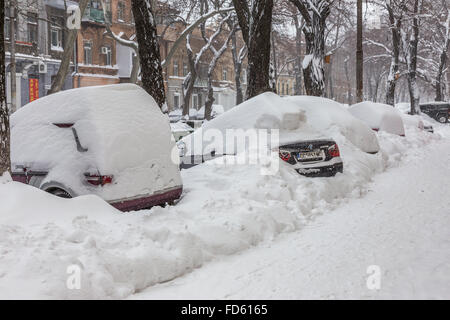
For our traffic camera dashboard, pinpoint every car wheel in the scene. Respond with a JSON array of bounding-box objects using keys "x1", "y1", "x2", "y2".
[
  {"x1": 437, "y1": 114, "x2": 448, "y2": 123},
  {"x1": 48, "y1": 188, "x2": 72, "y2": 199}
]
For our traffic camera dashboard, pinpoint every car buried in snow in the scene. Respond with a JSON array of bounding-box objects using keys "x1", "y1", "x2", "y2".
[
  {"x1": 178, "y1": 93, "x2": 380, "y2": 177},
  {"x1": 348, "y1": 102, "x2": 406, "y2": 137},
  {"x1": 277, "y1": 139, "x2": 343, "y2": 177},
  {"x1": 10, "y1": 84, "x2": 183, "y2": 212}
]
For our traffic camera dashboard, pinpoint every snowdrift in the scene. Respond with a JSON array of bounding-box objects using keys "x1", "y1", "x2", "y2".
[{"x1": 0, "y1": 101, "x2": 443, "y2": 299}]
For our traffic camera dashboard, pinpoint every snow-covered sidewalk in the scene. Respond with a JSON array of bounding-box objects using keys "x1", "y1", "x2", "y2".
[{"x1": 132, "y1": 133, "x2": 450, "y2": 299}]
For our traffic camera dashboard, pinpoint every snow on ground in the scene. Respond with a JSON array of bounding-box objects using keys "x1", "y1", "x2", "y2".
[
  {"x1": 0, "y1": 118, "x2": 448, "y2": 299},
  {"x1": 133, "y1": 124, "x2": 450, "y2": 300}
]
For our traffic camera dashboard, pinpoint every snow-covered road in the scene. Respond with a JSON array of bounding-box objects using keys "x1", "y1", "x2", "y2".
[{"x1": 133, "y1": 135, "x2": 450, "y2": 300}]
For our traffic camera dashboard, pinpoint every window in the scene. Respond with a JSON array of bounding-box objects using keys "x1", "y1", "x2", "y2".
[
  {"x1": 174, "y1": 93, "x2": 180, "y2": 109},
  {"x1": 5, "y1": 17, "x2": 10, "y2": 40},
  {"x1": 192, "y1": 94, "x2": 199, "y2": 109},
  {"x1": 173, "y1": 61, "x2": 179, "y2": 76},
  {"x1": 103, "y1": 46, "x2": 112, "y2": 65},
  {"x1": 183, "y1": 63, "x2": 188, "y2": 77},
  {"x1": 222, "y1": 69, "x2": 228, "y2": 81},
  {"x1": 84, "y1": 41, "x2": 92, "y2": 64},
  {"x1": 51, "y1": 26, "x2": 62, "y2": 49},
  {"x1": 282, "y1": 82, "x2": 285, "y2": 95},
  {"x1": 118, "y1": 2, "x2": 125, "y2": 22},
  {"x1": 27, "y1": 14, "x2": 38, "y2": 44}
]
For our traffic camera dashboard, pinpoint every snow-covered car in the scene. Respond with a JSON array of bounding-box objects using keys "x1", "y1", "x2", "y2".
[
  {"x1": 278, "y1": 139, "x2": 343, "y2": 177},
  {"x1": 180, "y1": 93, "x2": 355, "y2": 176},
  {"x1": 170, "y1": 121, "x2": 194, "y2": 141},
  {"x1": 419, "y1": 102, "x2": 450, "y2": 124},
  {"x1": 349, "y1": 101, "x2": 406, "y2": 136},
  {"x1": 10, "y1": 84, "x2": 183, "y2": 211}
]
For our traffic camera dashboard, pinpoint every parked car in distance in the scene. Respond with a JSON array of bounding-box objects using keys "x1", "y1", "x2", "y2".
[
  {"x1": 170, "y1": 121, "x2": 194, "y2": 141},
  {"x1": 349, "y1": 102, "x2": 406, "y2": 136},
  {"x1": 10, "y1": 84, "x2": 183, "y2": 212},
  {"x1": 419, "y1": 102, "x2": 450, "y2": 123}
]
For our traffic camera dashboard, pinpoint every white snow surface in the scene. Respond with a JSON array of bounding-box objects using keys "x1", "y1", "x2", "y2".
[
  {"x1": 349, "y1": 101, "x2": 406, "y2": 136},
  {"x1": 134, "y1": 126, "x2": 450, "y2": 299},
  {"x1": 0, "y1": 110, "x2": 447, "y2": 299},
  {"x1": 10, "y1": 84, "x2": 182, "y2": 201}
]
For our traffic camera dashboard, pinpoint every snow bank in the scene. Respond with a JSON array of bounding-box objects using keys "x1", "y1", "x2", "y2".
[
  {"x1": 11, "y1": 84, "x2": 182, "y2": 201},
  {"x1": 0, "y1": 91, "x2": 442, "y2": 299},
  {"x1": 0, "y1": 112, "x2": 444, "y2": 299},
  {"x1": 350, "y1": 101, "x2": 405, "y2": 136}
]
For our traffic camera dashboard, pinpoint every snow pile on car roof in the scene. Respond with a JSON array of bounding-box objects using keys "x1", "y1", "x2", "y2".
[
  {"x1": 349, "y1": 102, "x2": 405, "y2": 136},
  {"x1": 11, "y1": 84, "x2": 181, "y2": 200},
  {"x1": 182, "y1": 93, "x2": 336, "y2": 156},
  {"x1": 285, "y1": 96, "x2": 380, "y2": 154}
]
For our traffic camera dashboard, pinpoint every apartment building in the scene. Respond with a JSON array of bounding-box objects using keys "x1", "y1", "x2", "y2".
[
  {"x1": 73, "y1": 0, "x2": 136, "y2": 87},
  {"x1": 4, "y1": 0, "x2": 74, "y2": 109},
  {"x1": 4, "y1": 0, "x2": 248, "y2": 112}
]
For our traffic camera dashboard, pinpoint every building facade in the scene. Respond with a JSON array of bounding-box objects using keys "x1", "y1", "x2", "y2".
[{"x1": 4, "y1": 0, "x2": 74, "y2": 110}]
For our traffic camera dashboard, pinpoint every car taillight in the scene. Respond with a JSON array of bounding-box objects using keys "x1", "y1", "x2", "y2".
[
  {"x1": 328, "y1": 144, "x2": 340, "y2": 158},
  {"x1": 85, "y1": 174, "x2": 113, "y2": 186},
  {"x1": 279, "y1": 150, "x2": 291, "y2": 162}
]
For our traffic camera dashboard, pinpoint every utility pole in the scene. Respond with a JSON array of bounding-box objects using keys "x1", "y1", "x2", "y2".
[
  {"x1": 9, "y1": 1, "x2": 17, "y2": 113},
  {"x1": 356, "y1": 0, "x2": 363, "y2": 103}
]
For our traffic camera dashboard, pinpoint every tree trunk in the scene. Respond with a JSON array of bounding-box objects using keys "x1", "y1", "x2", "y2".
[
  {"x1": 131, "y1": 0, "x2": 166, "y2": 109},
  {"x1": 385, "y1": 2, "x2": 401, "y2": 106},
  {"x1": 344, "y1": 56, "x2": 352, "y2": 105},
  {"x1": 9, "y1": 4, "x2": 16, "y2": 113},
  {"x1": 293, "y1": 14, "x2": 303, "y2": 95},
  {"x1": 435, "y1": 40, "x2": 450, "y2": 101},
  {"x1": 356, "y1": 0, "x2": 363, "y2": 102},
  {"x1": 406, "y1": 0, "x2": 421, "y2": 115},
  {"x1": 48, "y1": 0, "x2": 89, "y2": 95},
  {"x1": 1, "y1": 2, "x2": 11, "y2": 175},
  {"x1": 230, "y1": 30, "x2": 245, "y2": 104},
  {"x1": 290, "y1": 0, "x2": 331, "y2": 97},
  {"x1": 303, "y1": 25, "x2": 326, "y2": 96},
  {"x1": 232, "y1": 0, "x2": 274, "y2": 99}
]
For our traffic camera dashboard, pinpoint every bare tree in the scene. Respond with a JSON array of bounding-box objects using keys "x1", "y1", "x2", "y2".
[
  {"x1": 356, "y1": 0, "x2": 363, "y2": 102},
  {"x1": 385, "y1": 0, "x2": 405, "y2": 105},
  {"x1": 232, "y1": 0, "x2": 274, "y2": 99},
  {"x1": 402, "y1": 0, "x2": 422, "y2": 114},
  {"x1": 1, "y1": 1, "x2": 11, "y2": 175},
  {"x1": 230, "y1": 26, "x2": 247, "y2": 104},
  {"x1": 289, "y1": 0, "x2": 332, "y2": 97},
  {"x1": 205, "y1": 21, "x2": 238, "y2": 120},
  {"x1": 131, "y1": 0, "x2": 166, "y2": 109},
  {"x1": 48, "y1": 0, "x2": 89, "y2": 95}
]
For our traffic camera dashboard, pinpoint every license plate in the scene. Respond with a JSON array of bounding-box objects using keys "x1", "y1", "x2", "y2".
[{"x1": 298, "y1": 150, "x2": 322, "y2": 160}]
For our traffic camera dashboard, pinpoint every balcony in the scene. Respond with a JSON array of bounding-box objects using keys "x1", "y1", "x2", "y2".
[{"x1": 83, "y1": 8, "x2": 106, "y2": 24}]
